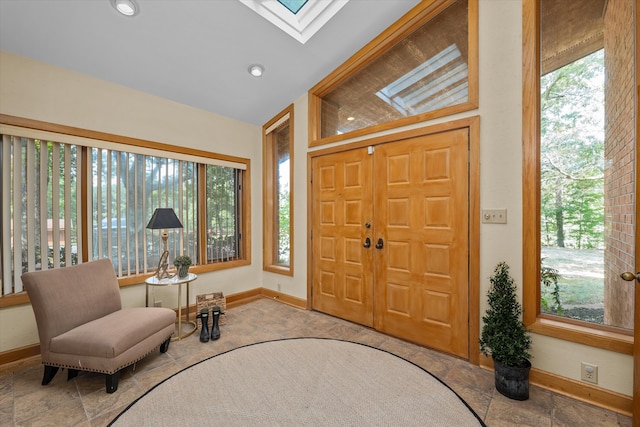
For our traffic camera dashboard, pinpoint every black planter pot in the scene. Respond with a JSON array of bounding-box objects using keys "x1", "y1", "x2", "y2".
[{"x1": 493, "y1": 357, "x2": 531, "y2": 401}]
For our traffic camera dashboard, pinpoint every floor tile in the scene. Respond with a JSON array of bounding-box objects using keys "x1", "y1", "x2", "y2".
[{"x1": 0, "y1": 297, "x2": 633, "y2": 426}]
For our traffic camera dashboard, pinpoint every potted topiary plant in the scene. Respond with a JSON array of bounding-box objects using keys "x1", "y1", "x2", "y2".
[
  {"x1": 479, "y1": 262, "x2": 532, "y2": 400},
  {"x1": 173, "y1": 255, "x2": 192, "y2": 278}
]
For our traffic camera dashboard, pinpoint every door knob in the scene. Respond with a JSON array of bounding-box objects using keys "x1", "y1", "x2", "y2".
[
  {"x1": 363, "y1": 237, "x2": 371, "y2": 248},
  {"x1": 620, "y1": 272, "x2": 640, "y2": 282},
  {"x1": 375, "y1": 238, "x2": 384, "y2": 249}
]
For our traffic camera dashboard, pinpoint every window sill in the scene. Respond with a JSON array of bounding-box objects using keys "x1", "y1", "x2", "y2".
[
  {"x1": 528, "y1": 316, "x2": 633, "y2": 355},
  {"x1": 263, "y1": 264, "x2": 293, "y2": 276}
]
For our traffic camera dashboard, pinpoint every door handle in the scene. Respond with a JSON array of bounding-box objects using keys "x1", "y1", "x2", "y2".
[
  {"x1": 620, "y1": 272, "x2": 640, "y2": 283},
  {"x1": 363, "y1": 237, "x2": 371, "y2": 248},
  {"x1": 375, "y1": 238, "x2": 384, "y2": 249}
]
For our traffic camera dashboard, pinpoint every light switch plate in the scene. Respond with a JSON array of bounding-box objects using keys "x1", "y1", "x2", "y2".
[{"x1": 482, "y1": 209, "x2": 507, "y2": 224}]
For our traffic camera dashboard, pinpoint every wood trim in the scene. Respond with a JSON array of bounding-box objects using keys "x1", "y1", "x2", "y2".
[
  {"x1": 307, "y1": 116, "x2": 481, "y2": 363},
  {"x1": 468, "y1": 115, "x2": 481, "y2": 365},
  {"x1": 306, "y1": 154, "x2": 314, "y2": 308},
  {"x1": 634, "y1": 1, "x2": 639, "y2": 422},
  {"x1": 0, "y1": 344, "x2": 40, "y2": 369},
  {"x1": 0, "y1": 114, "x2": 252, "y2": 304},
  {"x1": 262, "y1": 105, "x2": 294, "y2": 276},
  {"x1": 310, "y1": 116, "x2": 481, "y2": 158},
  {"x1": 0, "y1": 114, "x2": 248, "y2": 165},
  {"x1": 529, "y1": 369, "x2": 633, "y2": 417},
  {"x1": 259, "y1": 288, "x2": 307, "y2": 310},
  {"x1": 521, "y1": 0, "x2": 635, "y2": 355},
  {"x1": 310, "y1": 0, "x2": 456, "y2": 96},
  {"x1": 308, "y1": 0, "x2": 478, "y2": 147},
  {"x1": 522, "y1": 0, "x2": 541, "y2": 328},
  {"x1": 0, "y1": 292, "x2": 29, "y2": 308},
  {"x1": 479, "y1": 354, "x2": 633, "y2": 416}
]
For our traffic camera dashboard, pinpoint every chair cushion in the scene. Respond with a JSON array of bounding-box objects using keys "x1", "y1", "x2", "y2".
[{"x1": 50, "y1": 307, "x2": 176, "y2": 359}]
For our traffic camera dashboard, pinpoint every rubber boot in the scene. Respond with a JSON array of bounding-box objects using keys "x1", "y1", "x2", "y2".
[
  {"x1": 196, "y1": 308, "x2": 210, "y2": 342},
  {"x1": 210, "y1": 305, "x2": 221, "y2": 341}
]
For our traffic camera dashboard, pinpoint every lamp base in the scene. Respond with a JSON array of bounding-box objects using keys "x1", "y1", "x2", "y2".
[{"x1": 155, "y1": 250, "x2": 171, "y2": 279}]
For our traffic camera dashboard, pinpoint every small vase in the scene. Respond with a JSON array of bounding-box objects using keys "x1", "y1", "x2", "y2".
[{"x1": 177, "y1": 265, "x2": 190, "y2": 278}]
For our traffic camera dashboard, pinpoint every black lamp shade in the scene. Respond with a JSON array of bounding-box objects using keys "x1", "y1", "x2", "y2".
[{"x1": 146, "y1": 208, "x2": 183, "y2": 230}]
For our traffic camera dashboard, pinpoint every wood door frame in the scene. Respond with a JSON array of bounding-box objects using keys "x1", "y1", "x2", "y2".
[
  {"x1": 307, "y1": 116, "x2": 480, "y2": 364},
  {"x1": 633, "y1": 1, "x2": 639, "y2": 422}
]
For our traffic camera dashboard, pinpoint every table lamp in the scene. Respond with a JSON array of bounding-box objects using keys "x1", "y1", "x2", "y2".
[{"x1": 146, "y1": 208, "x2": 183, "y2": 279}]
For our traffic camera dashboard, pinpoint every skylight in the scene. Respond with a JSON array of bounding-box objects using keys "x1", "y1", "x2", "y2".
[
  {"x1": 277, "y1": 0, "x2": 308, "y2": 14},
  {"x1": 238, "y1": 0, "x2": 349, "y2": 44}
]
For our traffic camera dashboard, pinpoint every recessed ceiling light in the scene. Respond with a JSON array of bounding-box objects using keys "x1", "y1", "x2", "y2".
[
  {"x1": 249, "y1": 64, "x2": 264, "y2": 77},
  {"x1": 347, "y1": 116, "x2": 355, "y2": 121},
  {"x1": 111, "y1": 0, "x2": 139, "y2": 17}
]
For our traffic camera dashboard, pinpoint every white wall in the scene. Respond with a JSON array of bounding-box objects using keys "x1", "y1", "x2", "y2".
[
  {"x1": 0, "y1": 0, "x2": 634, "y2": 397},
  {"x1": 0, "y1": 50, "x2": 263, "y2": 352}
]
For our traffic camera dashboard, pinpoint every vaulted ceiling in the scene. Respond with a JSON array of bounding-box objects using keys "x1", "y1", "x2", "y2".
[{"x1": 0, "y1": 0, "x2": 420, "y2": 126}]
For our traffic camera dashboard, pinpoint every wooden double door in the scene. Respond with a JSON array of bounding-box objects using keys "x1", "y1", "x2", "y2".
[{"x1": 311, "y1": 128, "x2": 470, "y2": 358}]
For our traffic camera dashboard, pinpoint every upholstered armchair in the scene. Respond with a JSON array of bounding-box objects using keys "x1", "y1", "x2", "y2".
[{"x1": 22, "y1": 259, "x2": 176, "y2": 393}]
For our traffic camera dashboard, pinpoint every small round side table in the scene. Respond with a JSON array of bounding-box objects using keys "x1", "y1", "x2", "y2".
[{"x1": 145, "y1": 273, "x2": 198, "y2": 341}]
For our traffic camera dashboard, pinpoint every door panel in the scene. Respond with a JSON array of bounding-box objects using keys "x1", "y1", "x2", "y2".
[
  {"x1": 373, "y1": 129, "x2": 469, "y2": 358},
  {"x1": 311, "y1": 128, "x2": 470, "y2": 358},
  {"x1": 312, "y1": 148, "x2": 373, "y2": 326}
]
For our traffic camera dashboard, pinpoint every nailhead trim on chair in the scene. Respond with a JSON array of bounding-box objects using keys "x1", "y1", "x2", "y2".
[{"x1": 41, "y1": 334, "x2": 172, "y2": 374}]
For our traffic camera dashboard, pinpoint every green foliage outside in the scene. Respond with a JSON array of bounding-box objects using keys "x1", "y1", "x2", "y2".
[
  {"x1": 540, "y1": 50, "x2": 604, "y2": 251},
  {"x1": 480, "y1": 262, "x2": 532, "y2": 368},
  {"x1": 540, "y1": 50, "x2": 606, "y2": 324}
]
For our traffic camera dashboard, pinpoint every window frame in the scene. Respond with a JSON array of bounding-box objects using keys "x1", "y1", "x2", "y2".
[
  {"x1": 521, "y1": 0, "x2": 633, "y2": 355},
  {"x1": 307, "y1": 0, "x2": 478, "y2": 147},
  {"x1": 262, "y1": 105, "x2": 294, "y2": 276},
  {"x1": 0, "y1": 114, "x2": 251, "y2": 307}
]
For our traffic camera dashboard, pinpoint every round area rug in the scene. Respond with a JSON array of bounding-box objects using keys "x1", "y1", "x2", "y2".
[{"x1": 109, "y1": 338, "x2": 485, "y2": 426}]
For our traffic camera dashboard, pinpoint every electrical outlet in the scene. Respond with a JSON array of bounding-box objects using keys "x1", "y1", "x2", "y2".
[
  {"x1": 482, "y1": 209, "x2": 507, "y2": 224},
  {"x1": 581, "y1": 362, "x2": 598, "y2": 384},
  {"x1": 154, "y1": 300, "x2": 162, "y2": 307},
  {"x1": 277, "y1": 283, "x2": 282, "y2": 292}
]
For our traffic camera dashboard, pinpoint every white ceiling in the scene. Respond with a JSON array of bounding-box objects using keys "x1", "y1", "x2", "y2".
[{"x1": 0, "y1": 0, "x2": 421, "y2": 126}]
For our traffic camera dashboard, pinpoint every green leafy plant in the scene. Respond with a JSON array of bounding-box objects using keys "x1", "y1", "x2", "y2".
[
  {"x1": 479, "y1": 262, "x2": 532, "y2": 367},
  {"x1": 540, "y1": 260, "x2": 563, "y2": 315},
  {"x1": 173, "y1": 255, "x2": 192, "y2": 268}
]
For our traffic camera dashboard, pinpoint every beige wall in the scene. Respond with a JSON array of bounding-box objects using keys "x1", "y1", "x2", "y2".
[
  {"x1": 0, "y1": 50, "x2": 263, "y2": 352},
  {"x1": 270, "y1": 0, "x2": 633, "y2": 397},
  {"x1": 0, "y1": 0, "x2": 633, "y2": 397}
]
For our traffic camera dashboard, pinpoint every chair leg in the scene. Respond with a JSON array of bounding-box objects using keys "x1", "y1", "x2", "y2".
[
  {"x1": 105, "y1": 371, "x2": 121, "y2": 394},
  {"x1": 160, "y1": 336, "x2": 171, "y2": 353},
  {"x1": 42, "y1": 366, "x2": 59, "y2": 385},
  {"x1": 67, "y1": 369, "x2": 79, "y2": 381}
]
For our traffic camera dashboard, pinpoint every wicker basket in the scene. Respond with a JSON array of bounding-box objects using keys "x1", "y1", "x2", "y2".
[{"x1": 196, "y1": 292, "x2": 227, "y2": 328}]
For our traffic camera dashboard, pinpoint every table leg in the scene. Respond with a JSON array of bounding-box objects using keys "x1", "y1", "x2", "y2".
[
  {"x1": 186, "y1": 280, "x2": 190, "y2": 324},
  {"x1": 176, "y1": 283, "x2": 182, "y2": 340},
  {"x1": 145, "y1": 283, "x2": 149, "y2": 307}
]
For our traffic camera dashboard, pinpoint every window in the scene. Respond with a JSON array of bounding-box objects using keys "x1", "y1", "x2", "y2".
[
  {"x1": 308, "y1": 0, "x2": 478, "y2": 146},
  {"x1": 1, "y1": 135, "x2": 82, "y2": 296},
  {"x1": 90, "y1": 149, "x2": 199, "y2": 277},
  {"x1": 522, "y1": 0, "x2": 635, "y2": 353},
  {"x1": 263, "y1": 105, "x2": 293, "y2": 275},
  {"x1": 204, "y1": 165, "x2": 243, "y2": 264},
  {"x1": 1, "y1": 120, "x2": 250, "y2": 301}
]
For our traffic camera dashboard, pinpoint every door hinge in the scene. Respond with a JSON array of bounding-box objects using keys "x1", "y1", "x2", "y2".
[{"x1": 367, "y1": 146, "x2": 374, "y2": 155}]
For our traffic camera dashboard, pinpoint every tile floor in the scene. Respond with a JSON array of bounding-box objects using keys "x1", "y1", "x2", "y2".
[{"x1": 0, "y1": 298, "x2": 633, "y2": 426}]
